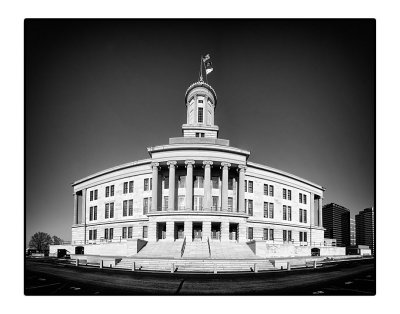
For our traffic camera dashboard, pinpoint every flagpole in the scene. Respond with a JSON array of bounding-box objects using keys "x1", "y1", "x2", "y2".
[{"x1": 199, "y1": 55, "x2": 203, "y2": 82}]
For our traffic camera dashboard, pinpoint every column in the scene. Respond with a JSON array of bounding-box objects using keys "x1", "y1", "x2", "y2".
[
  {"x1": 73, "y1": 193, "x2": 78, "y2": 224},
  {"x1": 167, "y1": 161, "x2": 177, "y2": 211},
  {"x1": 166, "y1": 221, "x2": 174, "y2": 241},
  {"x1": 238, "y1": 165, "x2": 246, "y2": 213},
  {"x1": 184, "y1": 221, "x2": 193, "y2": 242},
  {"x1": 310, "y1": 192, "x2": 315, "y2": 226},
  {"x1": 318, "y1": 197, "x2": 323, "y2": 227},
  {"x1": 238, "y1": 223, "x2": 247, "y2": 243},
  {"x1": 151, "y1": 162, "x2": 159, "y2": 212},
  {"x1": 221, "y1": 162, "x2": 230, "y2": 211},
  {"x1": 81, "y1": 189, "x2": 87, "y2": 243},
  {"x1": 221, "y1": 221, "x2": 229, "y2": 241},
  {"x1": 203, "y1": 161, "x2": 213, "y2": 211},
  {"x1": 185, "y1": 160, "x2": 195, "y2": 210},
  {"x1": 203, "y1": 221, "x2": 211, "y2": 240}
]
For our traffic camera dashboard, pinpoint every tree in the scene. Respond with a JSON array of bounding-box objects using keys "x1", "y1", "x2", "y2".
[
  {"x1": 29, "y1": 232, "x2": 52, "y2": 252},
  {"x1": 51, "y1": 235, "x2": 63, "y2": 245}
]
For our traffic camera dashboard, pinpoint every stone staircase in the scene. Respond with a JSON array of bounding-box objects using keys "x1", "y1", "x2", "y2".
[
  {"x1": 209, "y1": 241, "x2": 258, "y2": 259},
  {"x1": 115, "y1": 258, "x2": 275, "y2": 272},
  {"x1": 134, "y1": 240, "x2": 183, "y2": 258},
  {"x1": 182, "y1": 240, "x2": 210, "y2": 259}
]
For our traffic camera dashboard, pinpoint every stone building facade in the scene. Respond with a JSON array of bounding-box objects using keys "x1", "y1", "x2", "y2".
[{"x1": 70, "y1": 80, "x2": 326, "y2": 255}]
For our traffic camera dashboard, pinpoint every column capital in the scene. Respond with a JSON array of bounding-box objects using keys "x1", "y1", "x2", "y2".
[
  {"x1": 185, "y1": 160, "x2": 195, "y2": 167},
  {"x1": 151, "y1": 162, "x2": 159, "y2": 168},
  {"x1": 203, "y1": 160, "x2": 213, "y2": 167},
  {"x1": 238, "y1": 164, "x2": 247, "y2": 171},
  {"x1": 221, "y1": 162, "x2": 231, "y2": 168},
  {"x1": 167, "y1": 160, "x2": 177, "y2": 167}
]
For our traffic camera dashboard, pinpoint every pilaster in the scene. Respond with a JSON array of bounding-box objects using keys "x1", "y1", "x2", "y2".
[
  {"x1": 221, "y1": 221, "x2": 230, "y2": 242},
  {"x1": 184, "y1": 221, "x2": 193, "y2": 242},
  {"x1": 202, "y1": 221, "x2": 211, "y2": 240}
]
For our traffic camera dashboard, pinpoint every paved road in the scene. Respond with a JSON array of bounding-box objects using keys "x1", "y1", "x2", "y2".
[{"x1": 25, "y1": 258, "x2": 375, "y2": 295}]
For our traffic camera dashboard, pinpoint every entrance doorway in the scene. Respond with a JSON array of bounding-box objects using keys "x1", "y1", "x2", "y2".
[
  {"x1": 157, "y1": 222, "x2": 166, "y2": 240},
  {"x1": 229, "y1": 223, "x2": 238, "y2": 241},
  {"x1": 211, "y1": 222, "x2": 221, "y2": 240},
  {"x1": 174, "y1": 222, "x2": 184, "y2": 240},
  {"x1": 192, "y1": 222, "x2": 203, "y2": 241}
]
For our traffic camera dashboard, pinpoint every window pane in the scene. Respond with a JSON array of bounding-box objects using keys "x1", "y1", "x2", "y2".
[
  {"x1": 129, "y1": 200, "x2": 133, "y2": 216},
  {"x1": 129, "y1": 181, "x2": 134, "y2": 193},
  {"x1": 264, "y1": 184, "x2": 268, "y2": 196},
  {"x1": 123, "y1": 200, "x2": 127, "y2": 216},
  {"x1": 270, "y1": 185, "x2": 274, "y2": 197}
]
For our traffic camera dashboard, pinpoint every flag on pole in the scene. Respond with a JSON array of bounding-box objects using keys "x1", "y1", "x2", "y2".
[{"x1": 202, "y1": 54, "x2": 213, "y2": 75}]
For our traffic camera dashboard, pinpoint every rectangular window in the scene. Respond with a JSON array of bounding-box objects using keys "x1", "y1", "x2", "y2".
[
  {"x1": 283, "y1": 188, "x2": 287, "y2": 199},
  {"x1": 283, "y1": 205, "x2": 287, "y2": 220},
  {"x1": 93, "y1": 229, "x2": 97, "y2": 240},
  {"x1": 111, "y1": 185, "x2": 114, "y2": 196},
  {"x1": 143, "y1": 226, "x2": 148, "y2": 238},
  {"x1": 304, "y1": 232, "x2": 307, "y2": 242},
  {"x1": 89, "y1": 230, "x2": 93, "y2": 240},
  {"x1": 164, "y1": 177, "x2": 169, "y2": 189},
  {"x1": 248, "y1": 181, "x2": 253, "y2": 193},
  {"x1": 104, "y1": 228, "x2": 109, "y2": 240},
  {"x1": 288, "y1": 206, "x2": 292, "y2": 221},
  {"x1": 304, "y1": 209, "x2": 307, "y2": 223},
  {"x1": 299, "y1": 209, "x2": 303, "y2": 222},
  {"x1": 123, "y1": 200, "x2": 127, "y2": 216},
  {"x1": 129, "y1": 199, "x2": 133, "y2": 216},
  {"x1": 299, "y1": 193, "x2": 302, "y2": 203},
  {"x1": 300, "y1": 231, "x2": 303, "y2": 242},
  {"x1": 228, "y1": 197, "x2": 233, "y2": 212},
  {"x1": 245, "y1": 199, "x2": 248, "y2": 212},
  {"x1": 143, "y1": 198, "x2": 149, "y2": 214},
  {"x1": 198, "y1": 107, "x2": 203, "y2": 123},
  {"x1": 178, "y1": 176, "x2": 186, "y2": 188},
  {"x1": 94, "y1": 189, "x2": 98, "y2": 200},
  {"x1": 109, "y1": 228, "x2": 114, "y2": 240},
  {"x1": 110, "y1": 203, "x2": 114, "y2": 218},
  {"x1": 263, "y1": 228, "x2": 268, "y2": 240},
  {"x1": 90, "y1": 191, "x2": 93, "y2": 201},
  {"x1": 212, "y1": 196, "x2": 219, "y2": 211},
  {"x1": 269, "y1": 185, "x2": 274, "y2": 197},
  {"x1": 269, "y1": 229, "x2": 274, "y2": 241},
  {"x1": 194, "y1": 196, "x2": 203, "y2": 211},
  {"x1": 288, "y1": 230, "x2": 292, "y2": 242},
  {"x1": 94, "y1": 206, "x2": 97, "y2": 220},
  {"x1": 264, "y1": 184, "x2": 268, "y2": 196},
  {"x1": 288, "y1": 190, "x2": 292, "y2": 201},
  {"x1": 264, "y1": 202, "x2": 268, "y2": 218},
  {"x1": 106, "y1": 186, "x2": 110, "y2": 197},
  {"x1": 303, "y1": 194, "x2": 307, "y2": 204},
  {"x1": 248, "y1": 227, "x2": 253, "y2": 240},
  {"x1": 128, "y1": 227, "x2": 133, "y2": 238},
  {"x1": 228, "y1": 178, "x2": 233, "y2": 190},
  {"x1": 90, "y1": 206, "x2": 93, "y2": 221},
  {"x1": 178, "y1": 195, "x2": 185, "y2": 210},
  {"x1": 248, "y1": 199, "x2": 253, "y2": 216},
  {"x1": 105, "y1": 203, "x2": 109, "y2": 219},
  {"x1": 129, "y1": 180, "x2": 134, "y2": 193},
  {"x1": 269, "y1": 203, "x2": 274, "y2": 219},
  {"x1": 245, "y1": 180, "x2": 248, "y2": 192},
  {"x1": 122, "y1": 227, "x2": 127, "y2": 239},
  {"x1": 163, "y1": 196, "x2": 169, "y2": 210},
  {"x1": 194, "y1": 176, "x2": 204, "y2": 188},
  {"x1": 283, "y1": 230, "x2": 287, "y2": 242},
  {"x1": 212, "y1": 177, "x2": 219, "y2": 189},
  {"x1": 144, "y1": 178, "x2": 150, "y2": 191},
  {"x1": 123, "y1": 182, "x2": 128, "y2": 194}
]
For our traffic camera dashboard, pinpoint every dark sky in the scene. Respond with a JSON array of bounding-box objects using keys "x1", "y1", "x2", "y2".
[{"x1": 25, "y1": 19, "x2": 375, "y2": 243}]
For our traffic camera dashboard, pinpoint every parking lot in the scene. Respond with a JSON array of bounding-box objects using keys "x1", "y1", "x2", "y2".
[{"x1": 25, "y1": 257, "x2": 375, "y2": 295}]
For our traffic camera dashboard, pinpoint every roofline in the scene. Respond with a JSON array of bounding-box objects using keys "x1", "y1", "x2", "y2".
[
  {"x1": 71, "y1": 158, "x2": 152, "y2": 186},
  {"x1": 246, "y1": 161, "x2": 326, "y2": 192}
]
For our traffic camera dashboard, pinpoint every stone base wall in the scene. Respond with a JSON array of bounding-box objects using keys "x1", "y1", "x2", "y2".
[{"x1": 319, "y1": 246, "x2": 346, "y2": 256}]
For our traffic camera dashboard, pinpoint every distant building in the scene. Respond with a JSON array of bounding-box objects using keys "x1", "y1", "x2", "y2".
[
  {"x1": 350, "y1": 217, "x2": 356, "y2": 246},
  {"x1": 322, "y1": 203, "x2": 350, "y2": 247},
  {"x1": 355, "y1": 207, "x2": 375, "y2": 255}
]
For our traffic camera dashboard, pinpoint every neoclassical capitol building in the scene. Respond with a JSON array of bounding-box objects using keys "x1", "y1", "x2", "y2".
[{"x1": 53, "y1": 79, "x2": 345, "y2": 268}]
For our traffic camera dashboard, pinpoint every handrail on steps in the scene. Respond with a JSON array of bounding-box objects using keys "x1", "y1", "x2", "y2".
[{"x1": 180, "y1": 236, "x2": 186, "y2": 258}]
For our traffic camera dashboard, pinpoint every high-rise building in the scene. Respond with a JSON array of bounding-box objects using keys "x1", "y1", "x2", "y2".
[
  {"x1": 350, "y1": 217, "x2": 356, "y2": 246},
  {"x1": 355, "y1": 207, "x2": 375, "y2": 255},
  {"x1": 322, "y1": 203, "x2": 350, "y2": 247}
]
